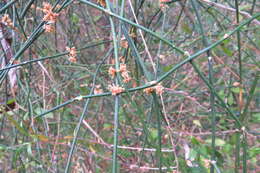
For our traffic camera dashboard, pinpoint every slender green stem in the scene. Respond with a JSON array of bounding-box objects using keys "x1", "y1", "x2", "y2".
[
  {"x1": 153, "y1": 93, "x2": 162, "y2": 172},
  {"x1": 112, "y1": 96, "x2": 120, "y2": 173},
  {"x1": 34, "y1": 13, "x2": 260, "y2": 124},
  {"x1": 242, "y1": 132, "x2": 248, "y2": 173},
  {"x1": 20, "y1": 0, "x2": 35, "y2": 18},
  {"x1": 191, "y1": 1, "x2": 216, "y2": 172},
  {"x1": 190, "y1": 61, "x2": 242, "y2": 127},
  {"x1": 64, "y1": 97, "x2": 92, "y2": 173},
  {"x1": 105, "y1": 0, "x2": 120, "y2": 172},
  {"x1": 241, "y1": 72, "x2": 260, "y2": 123},
  {"x1": 64, "y1": 53, "x2": 109, "y2": 173},
  {"x1": 0, "y1": 40, "x2": 111, "y2": 72},
  {"x1": 78, "y1": 0, "x2": 185, "y2": 54},
  {"x1": 234, "y1": 1, "x2": 243, "y2": 172},
  {"x1": 0, "y1": 0, "x2": 17, "y2": 13}
]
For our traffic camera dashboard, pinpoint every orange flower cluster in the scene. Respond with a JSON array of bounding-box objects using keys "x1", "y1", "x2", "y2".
[
  {"x1": 159, "y1": 0, "x2": 170, "y2": 11},
  {"x1": 108, "y1": 63, "x2": 132, "y2": 83},
  {"x1": 66, "y1": 47, "x2": 77, "y2": 63},
  {"x1": 119, "y1": 64, "x2": 131, "y2": 83},
  {"x1": 144, "y1": 82, "x2": 164, "y2": 95},
  {"x1": 108, "y1": 84, "x2": 125, "y2": 95},
  {"x1": 43, "y1": 24, "x2": 55, "y2": 33},
  {"x1": 42, "y1": 2, "x2": 59, "y2": 23},
  {"x1": 108, "y1": 67, "x2": 117, "y2": 78},
  {"x1": 1, "y1": 14, "x2": 13, "y2": 27},
  {"x1": 41, "y1": 2, "x2": 59, "y2": 32},
  {"x1": 97, "y1": 0, "x2": 106, "y2": 7}
]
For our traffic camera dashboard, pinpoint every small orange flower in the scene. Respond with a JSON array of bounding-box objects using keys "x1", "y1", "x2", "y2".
[
  {"x1": 43, "y1": 24, "x2": 55, "y2": 32},
  {"x1": 1, "y1": 14, "x2": 13, "y2": 27},
  {"x1": 66, "y1": 47, "x2": 77, "y2": 57},
  {"x1": 119, "y1": 63, "x2": 127, "y2": 73},
  {"x1": 13, "y1": 60, "x2": 20, "y2": 65},
  {"x1": 144, "y1": 83, "x2": 164, "y2": 95},
  {"x1": 121, "y1": 71, "x2": 131, "y2": 83},
  {"x1": 144, "y1": 87, "x2": 154, "y2": 94},
  {"x1": 119, "y1": 63, "x2": 131, "y2": 83},
  {"x1": 94, "y1": 85, "x2": 103, "y2": 94},
  {"x1": 97, "y1": 0, "x2": 106, "y2": 7},
  {"x1": 154, "y1": 83, "x2": 164, "y2": 95},
  {"x1": 41, "y1": 2, "x2": 59, "y2": 32},
  {"x1": 43, "y1": 12, "x2": 59, "y2": 23},
  {"x1": 108, "y1": 67, "x2": 117, "y2": 78},
  {"x1": 42, "y1": 2, "x2": 52, "y2": 13},
  {"x1": 66, "y1": 46, "x2": 77, "y2": 63},
  {"x1": 68, "y1": 56, "x2": 77, "y2": 63},
  {"x1": 119, "y1": 56, "x2": 125, "y2": 63},
  {"x1": 108, "y1": 84, "x2": 125, "y2": 95},
  {"x1": 108, "y1": 63, "x2": 131, "y2": 82},
  {"x1": 42, "y1": 2, "x2": 59, "y2": 19}
]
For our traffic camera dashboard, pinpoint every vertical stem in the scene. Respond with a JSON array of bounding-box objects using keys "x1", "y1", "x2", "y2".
[
  {"x1": 64, "y1": 54, "x2": 109, "y2": 173},
  {"x1": 242, "y1": 132, "x2": 247, "y2": 173},
  {"x1": 112, "y1": 96, "x2": 120, "y2": 173},
  {"x1": 153, "y1": 93, "x2": 162, "y2": 172},
  {"x1": 64, "y1": 98, "x2": 91, "y2": 173},
  {"x1": 235, "y1": 133, "x2": 240, "y2": 173},
  {"x1": 234, "y1": 0, "x2": 243, "y2": 172},
  {"x1": 191, "y1": 1, "x2": 216, "y2": 172},
  {"x1": 105, "y1": 0, "x2": 120, "y2": 172}
]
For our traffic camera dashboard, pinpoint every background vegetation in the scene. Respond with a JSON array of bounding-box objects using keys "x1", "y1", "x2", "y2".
[{"x1": 0, "y1": 0, "x2": 259, "y2": 172}]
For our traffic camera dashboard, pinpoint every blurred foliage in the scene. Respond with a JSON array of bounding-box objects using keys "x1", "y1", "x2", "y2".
[{"x1": 0, "y1": 0, "x2": 259, "y2": 172}]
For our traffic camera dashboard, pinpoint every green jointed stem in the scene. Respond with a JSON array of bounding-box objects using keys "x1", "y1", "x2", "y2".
[
  {"x1": 190, "y1": 1, "x2": 216, "y2": 172},
  {"x1": 105, "y1": 0, "x2": 120, "y2": 172},
  {"x1": 35, "y1": 5, "x2": 260, "y2": 127}
]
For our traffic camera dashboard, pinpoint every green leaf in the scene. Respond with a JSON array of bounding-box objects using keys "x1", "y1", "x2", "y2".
[
  {"x1": 218, "y1": 90, "x2": 225, "y2": 100},
  {"x1": 215, "y1": 138, "x2": 226, "y2": 147},
  {"x1": 103, "y1": 123, "x2": 113, "y2": 130},
  {"x1": 227, "y1": 95, "x2": 234, "y2": 105},
  {"x1": 221, "y1": 45, "x2": 233, "y2": 56},
  {"x1": 206, "y1": 138, "x2": 225, "y2": 147},
  {"x1": 150, "y1": 128, "x2": 158, "y2": 140},
  {"x1": 251, "y1": 113, "x2": 260, "y2": 123},
  {"x1": 231, "y1": 87, "x2": 244, "y2": 93},
  {"x1": 191, "y1": 136, "x2": 201, "y2": 145},
  {"x1": 189, "y1": 149, "x2": 197, "y2": 160},
  {"x1": 6, "y1": 98, "x2": 15, "y2": 105},
  {"x1": 162, "y1": 64, "x2": 173, "y2": 72},
  {"x1": 189, "y1": 165, "x2": 207, "y2": 173},
  {"x1": 222, "y1": 143, "x2": 232, "y2": 153},
  {"x1": 249, "y1": 147, "x2": 260, "y2": 158}
]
